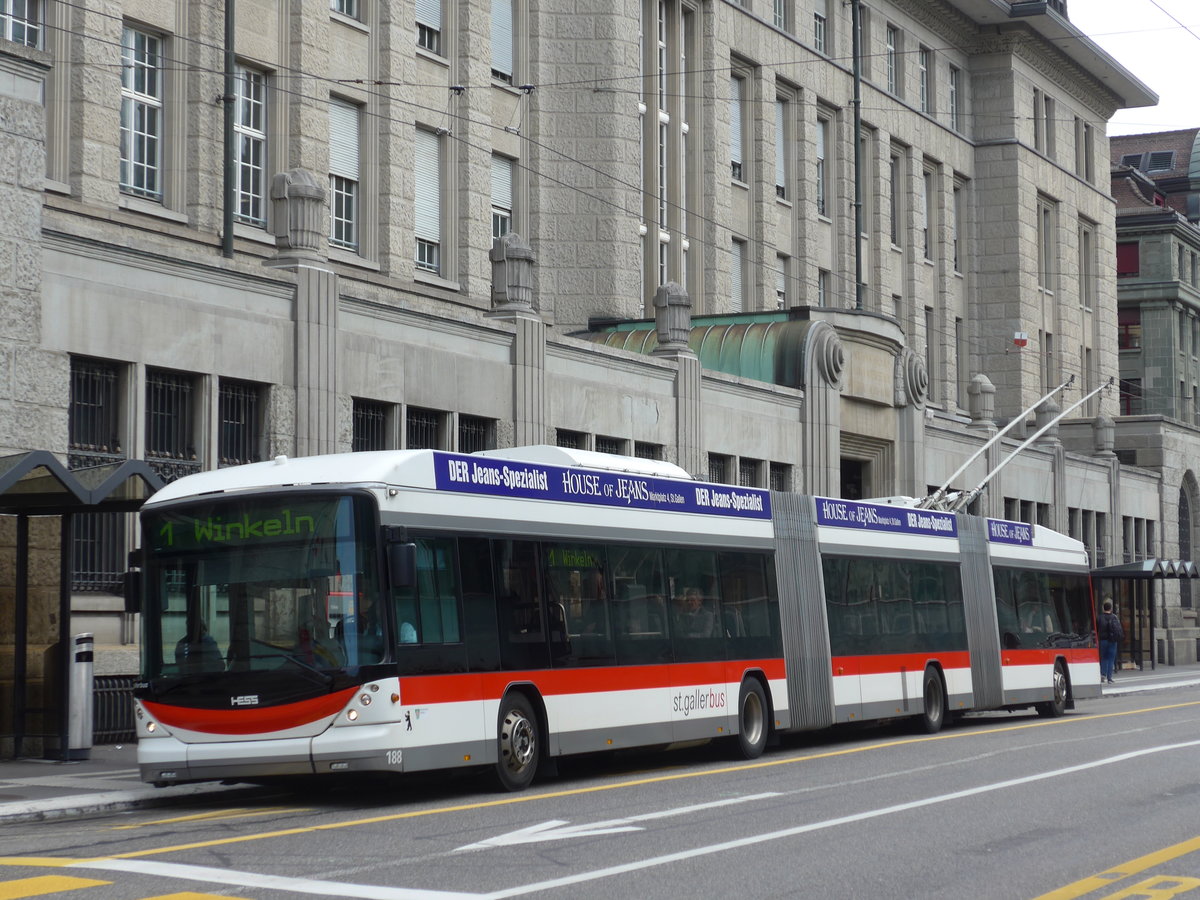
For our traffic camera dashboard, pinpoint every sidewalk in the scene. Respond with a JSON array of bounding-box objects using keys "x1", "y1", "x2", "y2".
[{"x1": 1, "y1": 664, "x2": 1199, "y2": 825}]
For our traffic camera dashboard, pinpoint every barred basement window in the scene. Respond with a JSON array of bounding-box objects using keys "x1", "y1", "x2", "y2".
[
  {"x1": 738, "y1": 457, "x2": 761, "y2": 487},
  {"x1": 353, "y1": 399, "x2": 389, "y2": 451},
  {"x1": 556, "y1": 429, "x2": 584, "y2": 449},
  {"x1": 69, "y1": 357, "x2": 125, "y2": 593},
  {"x1": 407, "y1": 406, "x2": 442, "y2": 449},
  {"x1": 634, "y1": 442, "x2": 662, "y2": 460},
  {"x1": 146, "y1": 368, "x2": 199, "y2": 483},
  {"x1": 458, "y1": 415, "x2": 493, "y2": 453},
  {"x1": 219, "y1": 379, "x2": 262, "y2": 466},
  {"x1": 708, "y1": 453, "x2": 730, "y2": 484},
  {"x1": 595, "y1": 436, "x2": 624, "y2": 455},
  {"x1": 769, "y1": 462, "x2": 791, "y2": 491}
]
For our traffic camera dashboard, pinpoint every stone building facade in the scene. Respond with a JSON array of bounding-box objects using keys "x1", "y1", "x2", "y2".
[{"x1": 2, "y1": 0, "x2": 1197, "y2": 698}]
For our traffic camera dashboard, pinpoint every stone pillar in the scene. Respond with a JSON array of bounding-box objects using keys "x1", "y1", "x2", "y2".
[
  {"x1": 647, "y1": 284, "x2": 701, "y2": 476},
  {"x1": 967, "y1": 374, "x2": 997, "y2": 434},
  {"x1": 802, "y1": 323, "x2": 846, "y2": 496},
  {"x1": 487, "y1": 235, "x2": 544, "y2": 446},
  {"x1": 266, "y1": 169, "x2": 338, "y2": 457},
  {"x1": 894, "y1": 348, "x2": 930, "y2": 498}
]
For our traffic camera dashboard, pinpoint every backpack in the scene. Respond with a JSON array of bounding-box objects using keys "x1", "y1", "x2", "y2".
[{"x1": 1102, "y1": 611, "x2": 1123, "y2": 643}]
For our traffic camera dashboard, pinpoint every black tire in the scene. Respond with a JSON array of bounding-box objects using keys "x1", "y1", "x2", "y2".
[
  {"x1": 494, "y1": 692, "x2": 540, "y2": 791},
  {"x1": 735, "y1": 679, "x2": 769, "y2": 759},
  {"x1": 918, "y1": 667, "x2": 945, "y2": 734},
  {"x1": 1037, "y1": 662, "x2": 1068, "y2": 718}
]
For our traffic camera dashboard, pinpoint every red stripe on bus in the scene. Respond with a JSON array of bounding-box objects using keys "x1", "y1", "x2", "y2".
[
  {"x1": 1000, "y1": 648, "x2": 1099, "y2": 665},
  {"x1": 831, "y1": 651, "x2": 972, "y2": 676},
  {"x1": 400, "y1": 658, "x2": 787, "y2": 705},
  {"x1": 143, "y1": 689, "x2": 358, "y2": 735}
]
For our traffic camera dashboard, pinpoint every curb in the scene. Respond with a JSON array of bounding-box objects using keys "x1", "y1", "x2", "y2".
[{"x1": 0, "y1": 781, "x2": 257, "y2": 825}]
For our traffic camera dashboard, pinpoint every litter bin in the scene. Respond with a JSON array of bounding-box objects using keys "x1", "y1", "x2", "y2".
[{"x1": 66, "y1": 632, "x2": 94, "y2": 760}]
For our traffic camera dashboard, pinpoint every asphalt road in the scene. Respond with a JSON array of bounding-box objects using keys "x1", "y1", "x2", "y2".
[{"x1": 2, "y1": 687, "x2": 1199, "y2": 900}]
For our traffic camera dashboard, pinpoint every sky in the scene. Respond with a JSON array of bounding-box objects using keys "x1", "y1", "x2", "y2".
[{"x1": 1068, "y1": 0, "x2": 1199, "y2": 135}]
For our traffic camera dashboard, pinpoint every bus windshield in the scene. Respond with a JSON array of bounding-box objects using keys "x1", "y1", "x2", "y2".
[{"x1": 141, "y1": 493, "x2": 383, "y2": 680}]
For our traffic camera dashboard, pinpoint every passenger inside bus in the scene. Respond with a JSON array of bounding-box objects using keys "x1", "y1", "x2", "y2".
[
  {"x1": 175, "y1": 613, "x2": 223, "y2": 673},
  {"x1": 675, "y1": 587, "x2": 717, "y2": 638}
]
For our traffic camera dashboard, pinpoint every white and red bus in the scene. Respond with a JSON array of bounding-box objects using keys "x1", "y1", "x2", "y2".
[{"x1": 131, "y1": 445, "x2": 1098, "y2": 790}]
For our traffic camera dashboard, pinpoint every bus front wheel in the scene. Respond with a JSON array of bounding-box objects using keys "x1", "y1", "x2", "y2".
[
  {"x1": 735, "y1": 678, "x2": 769, "y2": 759},
  {"x1": 494, "y1": 692, "x2": 540, "y2": 791}
]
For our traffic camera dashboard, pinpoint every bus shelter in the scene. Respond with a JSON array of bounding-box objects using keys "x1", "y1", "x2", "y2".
[
  {"x1": 0, "y1": 451, "x2": 163, "y2": 759},
  {"x1": 1091, "y1": 558, "x2": 1199, "y2": 671}
]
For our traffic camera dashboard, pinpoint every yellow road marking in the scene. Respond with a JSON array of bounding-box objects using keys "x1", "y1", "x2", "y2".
[
  {"x1": 0, "y1": 861, "x2": 74, "y2": 869},
  {"x1": 0, "y1": 875, "x2": 109, "y2": 898},
  {"x1": 1033, "y1": 835, "x2": 1200, "y2": 899},
  {"x1": 112, "y1": 807, "x2": 310, "y2": 830}
]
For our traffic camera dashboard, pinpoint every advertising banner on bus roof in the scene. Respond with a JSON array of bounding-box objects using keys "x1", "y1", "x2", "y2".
[
  {"x1": 815, "y1": 497, "x2": 958, "y2": 538},
  {"x1": 434, "y1": 452, "x2": 771, "y2": 519}
]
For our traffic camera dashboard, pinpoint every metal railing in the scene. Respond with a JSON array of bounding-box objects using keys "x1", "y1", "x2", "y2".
[{"x1": 93, "y1": 675, "x2": 136, "y2": 744}]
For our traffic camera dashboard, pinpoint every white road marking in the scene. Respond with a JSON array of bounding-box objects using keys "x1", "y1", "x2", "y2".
[
  {"x1": 454, "y1": 792, "x2": 781, "y2": 851},
  {"x1": 67, "y1": 741, "x2": 1200, "y2": 900}
]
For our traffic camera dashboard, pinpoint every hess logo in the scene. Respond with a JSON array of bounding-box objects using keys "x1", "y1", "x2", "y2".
[{"x1": 230, "y1": 694, "x2": 260, "y2": 706}]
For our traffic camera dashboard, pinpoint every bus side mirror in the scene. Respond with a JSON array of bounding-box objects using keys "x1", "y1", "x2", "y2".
[{"x1": 388, "y1": 542, "x2": 417, "y2": 589}]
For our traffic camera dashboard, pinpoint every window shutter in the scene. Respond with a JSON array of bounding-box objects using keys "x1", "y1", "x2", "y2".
[
  {"x1": 491, "y1": 154, "x2": 512, "y2": 210},
  {"x1": 732, "y1": 241, "x2": 744, "y2": 312},
  {"x1": 329, "y1": 100, "x2": 359, "y2": 179},
  {"x1": 416, "y1": 0, "x2": 441, "y2": 29},
  {"x1": 492, "y1": 0, "x2": 513, "y2": 78},
  {"x1": 415, "y1": 129, "x2": 440, "y2": 242}
]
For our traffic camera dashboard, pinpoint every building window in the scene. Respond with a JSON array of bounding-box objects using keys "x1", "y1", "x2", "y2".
[
  {"x1": 917, "y1": 46, "x2": 930, "y2": 113},
  {"x1": 738, "y1": 457, "x2": 761, "y2": 487},
  {"x1": 1036, "y1": 198, "x2": 1055, "y2": 295},
  {"x1": 776, "y1": 256, "x2": 788, "y2": 309},
  {"x1": 458, "y1": 415, "x2": 493, "y2": 453},
  {"x1": 634, "y1": 441, "x2": 662, "y2": 460},
  {"x1": 921, "y1": 170, "x2": 934, "y2": 260},
  {"x1": 415, "y1": 128, "x2": 442, "y2": 273},
  {"x1": 595, "y1": 436, "x2": 624, "y2": 455},
  {"x1": 708, "y1": 453, "x2": 730, "y2": 484},
  {"x1": 1119, "y1": 378, "x2": 1142, "y2": 416},
  {"x1": 234, "y1": 66, "x2": 267, "y2": 226},
  {"x1": 1042, "y1": 93, "x2": 1056, "y2": 158},
  {"x1": 885, "y1": 25, "x2": 898, "y2": 95},
  {"x1": 2, "y1": 0, "x2": 40, "y2": 47},
  {"x1": 773, "y1": 0, "x2": 786, "y2": 30},
  {"x1": 815, "y1": 117, "x2": 828, "y2": 217},
  {"x1": 1075, "y1": 118, "x2": 1095, "y2": 182},
  {"x1": 731, "y1": 238, "x2": 746, "y2": 311},
  {"x1": 69, "y1": 358, "x2": 125, "y2": 594},
  {"x1": 329, "y1": 99, "x2": 360, "y2": 251},
  {"x1": 948, "y1": 66, "x2": 961, "y2": 132},
  {"x1": 924, "y1": 306, "x2": 936, "y2": 401},
  {"x1": 1079, "y1": 220, "x2": 1095, "y2": 311},
  {"x1": 219, "y1": 379, "x2": 262, "y2": 466},
  {"x1": 353, "y1": 399, "x2": 389, "y2": 451},
  {"x1": 817, "y1": 268, "x2": 829, "y2": 306},
  {"x1": 889, "y1": 153, "x2": 902, "y2": 246},
  {"x1": 556, "y1": 428, "x2": 585, "y2": 449},
  {"x1": 491, "y1": 0, "x2": 514, "y2": 82},
  {"x1": 1118, "y1": 309, "x2": 1141, "y2": 350},
  {"x1": 416, "y1": 0, "x2": 442, "y2": 55},
  {"x1": 146, "y1": 368, "x2": 199, "y2": 482},
  {"x1": 1116, "y1": 242, "x2": 1139, "y2": 277},
  {"x1": 491, "y1": 154, "x2": 513, "y2": 239},
  {"x1": 952, "y1": 182, "x2": 963, "y2": 272},
  {"x1": 730, "y1": 74, "x2": 745, "y2": 182},
  {"x1": 406, "y1": 406, "x2": 443, "y2": 449},
  {"x1": 813, "y1": 10, "x2": 826, "y2": 54},
  {"x1": 331, "y1": 0, "x2": 359, "y2": 18},
  {"x1": 769, "y1": 462, "x2": 791, "y2": 491},
  {"x1": 120, "y1": 27, "x2": 163, "y2": 200},
  {"x1": 775, "y1": 98, "x2": 788, "y2": 199}
]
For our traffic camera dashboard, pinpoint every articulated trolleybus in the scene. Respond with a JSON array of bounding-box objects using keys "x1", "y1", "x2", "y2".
[{"x1": 131, "y1": 446, "x2": 1099, "y2": 790}]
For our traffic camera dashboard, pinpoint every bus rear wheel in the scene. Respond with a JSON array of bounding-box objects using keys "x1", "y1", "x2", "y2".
[
  {"x1": 735, "y1": 678, "x2": 769, "y2": 759},
  {"x1": 918, "y1": 667, "x2": 945, "y2": 734},
  {"x1": 1037, "y1": 662, "x2": 1068, "y2": 718},
  {"x1": 494, "y1": 692, "x2": 540, "y2": 791}
]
